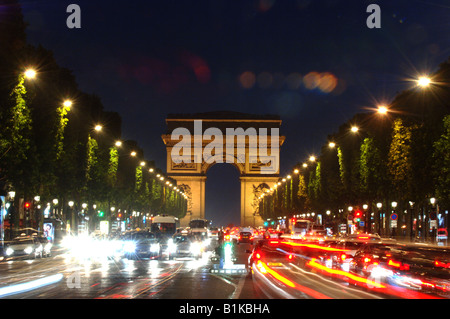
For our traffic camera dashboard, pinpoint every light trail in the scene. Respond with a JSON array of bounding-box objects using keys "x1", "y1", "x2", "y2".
[{"x1": 0, "y1": 274, "x2": 63, "y2": 298}]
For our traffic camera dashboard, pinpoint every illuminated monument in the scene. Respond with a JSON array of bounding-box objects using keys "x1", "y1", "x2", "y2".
[{"x1": 162, "y1": 111, "x2": 285, "y2": 227}]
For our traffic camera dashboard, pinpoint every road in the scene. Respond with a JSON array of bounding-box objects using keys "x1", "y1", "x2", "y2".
[
  {"x1": 0, "y1": 239, "x2": 447, "y2": 300},
  {"x1": 0, "y1": 241, "x2": 259, "y2": 299}
]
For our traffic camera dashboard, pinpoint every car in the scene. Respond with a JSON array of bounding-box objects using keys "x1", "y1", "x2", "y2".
[
  {"x1": 237, "y1": 231, "x2": 253, "y2": 244},
  {"x1": 122, "y1": 231, "x2": 162, "y2": 260},
  {"x1": 36, "y1": 236, "x2": 52, "y2": 257},
  {"x1": 4, "y1": 236, "x2": 43, "y2": 259},
  {"x1": 333, "y1": 233, "x2": 383, "y2": 271},
  {"x1": 351, "y1": 243, "x2": 397, "y2": 276},
  {"x1": 172, "y1": 234, "x2": 204, "y2": 259},
  {"x1": 263, "y1": 228, "x2": 280, "y2": 239},
  {"x1": 209, "y1": 227, "x2": 220, "y2": 240}
]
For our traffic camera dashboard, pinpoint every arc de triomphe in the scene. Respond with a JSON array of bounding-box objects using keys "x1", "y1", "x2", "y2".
[{"x1": 161, "y1": 111, "x2": 285, "y2": 227}]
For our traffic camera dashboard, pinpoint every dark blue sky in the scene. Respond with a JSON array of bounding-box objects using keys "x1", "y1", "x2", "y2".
[{"x1": 20, "y1": 0, "x2": 450, "y2": 225}]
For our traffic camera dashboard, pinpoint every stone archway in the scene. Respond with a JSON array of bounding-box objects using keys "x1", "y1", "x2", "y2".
[{"x1": 161, "y1": 111, "x2": 285, "y2": 227}]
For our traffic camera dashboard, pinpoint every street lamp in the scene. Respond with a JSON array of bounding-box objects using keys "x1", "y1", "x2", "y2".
[
  {"x1": 351, "y1": 126, "x2": 359, "y2": 133},
  {"x1": 24, "y1": 69, "x2": 37, "y2": 79},
  {"x1": 115, "y1": 140, "x2": 122, "y2": 147},
  {"x1": 63, "y1": 100, "x2": 73, "y2": 110},
  {"x1": 94, "y1": 124, "x2": 102, "y2": 132},
  {"x1": 309, "y1": 156, "x2": 316, "y2": 162},
  {"x1": 376, "y1": 202, "x2": 382, "y2": 236},
  {"x1": 377, "y1": 105, "x2": 388, "y2": 115},
  {"x1": 328, "y1": 142, "x2": 336, "y2": 148},
  {"x1": 417, "y1": 76, "x2": 431, "y2": 88},
  {"x1": 130, "y1": 151, "x2": 137, "y2": 157}
]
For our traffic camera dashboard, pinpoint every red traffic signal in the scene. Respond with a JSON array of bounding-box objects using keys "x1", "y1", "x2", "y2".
[
  {"x1": 354, "y1": 210, "x2": 362, "y2": 218},
  {"x1": 24, "y1": 202, "x2": 31, "y2": 209}
]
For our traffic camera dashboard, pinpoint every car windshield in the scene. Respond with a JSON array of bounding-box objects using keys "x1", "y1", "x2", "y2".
[
  {"x1": 124, "y1": 232, "x2": 155, "y2": 242},
  {"x1": 190, "y1": 219, "x2": 210, "y2": 228},
  {"x1": 12, "y1": 238, "x2": 34, "y2": 245}
]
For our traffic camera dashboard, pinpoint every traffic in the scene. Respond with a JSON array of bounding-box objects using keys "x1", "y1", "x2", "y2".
[{"x1": 0, "y1": 214, "x2": 449, "y2": 299}]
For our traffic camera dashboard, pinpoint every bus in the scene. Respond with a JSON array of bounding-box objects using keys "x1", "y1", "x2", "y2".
[
  {"x1": 188, "y1": 218, "x2": 211, "y2": 236},
  {"x1": 292, "y1": 219, "x2": 314, "y2": 239},
  {"x1": 151, "y1": 215, "x2": 179, "y2": 238}
]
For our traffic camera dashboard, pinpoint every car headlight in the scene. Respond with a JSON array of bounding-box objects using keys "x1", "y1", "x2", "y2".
[
  {"x1": 124, "y1": 242, "x2": 136, "y2": 253},
  {"x1": 150, "y1": 243, "x2": 160, "y2": 253},
  {"x1": 24, "y1": 246, "x2": 33, "y2": 254},
  {"x1": 6, "y1": 247, "x2": 14, "y2": 256},
  {"x1": 190, "y1": 242, "x2": 201, "y2": 255},
  {"x1": 167, "y1": 239, "x2": 177, "y2": 253}
]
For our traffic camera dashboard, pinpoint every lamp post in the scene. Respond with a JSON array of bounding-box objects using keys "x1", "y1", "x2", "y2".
[
  {"x1": 52, "y1": 198, "x2": 59, "y2": 218},
  {"x1": 430, "y1": 197, "x2": 437, "y2": 244},
  {"x1": 376, "y1": 202, "x2": 382, "y2": 236},
  {"x1": 391, "y1": 201, "x2": 398, "y2": 238},
  {"x1": 363, "y1": 204, "x2": 369, "y2": 233},
  {"x1": 68, "y1": 201, "x2": 75, "y2": 234}
]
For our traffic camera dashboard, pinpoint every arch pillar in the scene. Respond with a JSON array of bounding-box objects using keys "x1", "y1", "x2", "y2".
[{"x1": 240, "y1": 176, "x2": 280, "y2": 227}]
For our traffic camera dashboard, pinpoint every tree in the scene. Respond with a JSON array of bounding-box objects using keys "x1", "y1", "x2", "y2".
[
  {"x1": 387, "y1": 118, "x2": 414, "y2": 201},
  {"x1": 433, "y1": 115, "x2": 450, "y2": 209},
  {"x1": 359, "y1": 137, "x2": 385, "y2": 201}
]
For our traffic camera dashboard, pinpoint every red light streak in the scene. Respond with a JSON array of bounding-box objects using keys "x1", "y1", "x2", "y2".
[
  {"x1": 256, "y1": 261, "x2": 332, "y2": 299},
  {"x1": 281, "y1": 241, "x2": 348, "y2": 252}
]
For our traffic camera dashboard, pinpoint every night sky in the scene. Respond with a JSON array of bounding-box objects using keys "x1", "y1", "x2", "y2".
[{"x1": 19, "y1": 0, "x2": 450, "y2": 226}]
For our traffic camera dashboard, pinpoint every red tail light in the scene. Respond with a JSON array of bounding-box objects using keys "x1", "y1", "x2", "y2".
[
  {"x1": 340, "y1": 254, "x2": 347, "y2": 261},
  {"x1": 288, "y1": 254, "x2": 294, "y2": 260},
  {"x1": 388, "y1": 259, "x2": 410, "y2": 271},
  {"x1": 269, "y1": 240, "x2": 279, "y2": 245},
  {"x1": 435, "y1": 260, "x2": 450, "y2": 268},
  {"x1": 255, "y1": 252, "x2": 261, "y2": 259}
]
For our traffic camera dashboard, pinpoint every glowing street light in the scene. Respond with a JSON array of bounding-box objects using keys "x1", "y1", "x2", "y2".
[
  {"x1": 309, "y1": 156, "x2": 316, "y2": 162},
  {"x1": 24, "y1": 69, "x2": 37, "y2": 79},
  {"x1": 377, "y1": 105, "x2": 388, "y2": 115},
  {"x1": 115, "y1": 140, "x2": 122, "y2": 147},
  {"x1": 417, "y1": 76, "x2": 431, "y2": 88},
  {"x1": 63, "y1": 100, "x2": 73, "y2": 110},
  {"x1": 351, "y1": 126, "x2": 359, "y2": 133},
  {"x1": 130, "y1": 151, "x2": 137, "y2": 157},
  {"x1": 293, "y1": 168, "x2": 299, "y2": 174},
  {"x1": 328, "y1": 142, "x2": 336, "y2": 148},
  {"x1": 94, "y1": 124, "x2": 102, "y2": 132},
  {"x1": 140, "y1": 161, "x2": 146, "y2": 166}
]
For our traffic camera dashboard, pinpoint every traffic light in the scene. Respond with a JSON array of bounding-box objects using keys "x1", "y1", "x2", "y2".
[
  {"x1": 24, "y1": 202, "x2": 31, "y2": 209},
  {"x1": 98, "y1": 211, "x2": 104, "y2": 217},
  {"x1": 354, "y1": 210, "x2": 362, "y2": 221}
]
